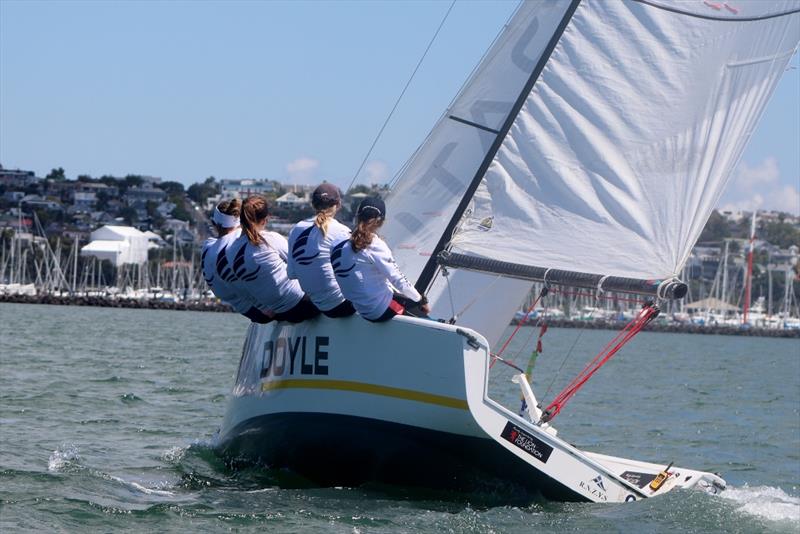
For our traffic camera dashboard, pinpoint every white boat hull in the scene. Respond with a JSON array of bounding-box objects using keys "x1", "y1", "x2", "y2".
[{"x1": 216, "y1": 316, "x2": 725, "y2": 502}]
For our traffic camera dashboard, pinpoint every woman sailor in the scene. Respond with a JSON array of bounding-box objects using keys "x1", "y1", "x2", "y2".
[
  {"x1": 332, "y1": 196, "x2": 430, "y2": 322},
  {"x1": 226, "y1": 195, "x2": 320, "y2": 323},
  {"x1": 201, "y1": 199, "x2": 271, "y2": 323},
  {"x1": 286, "y1": 183, "x2": 355, "y2": 318}
]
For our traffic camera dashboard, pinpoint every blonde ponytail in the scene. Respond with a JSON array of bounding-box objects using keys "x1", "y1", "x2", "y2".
[{"x1": 314, "y1": 206, "x2": 337, "y2": 237}]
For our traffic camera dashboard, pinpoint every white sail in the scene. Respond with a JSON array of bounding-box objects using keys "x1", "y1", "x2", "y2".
[
  {"x1": 382, "y1": 0, "x2": 799, "y2": 347},
  {"x1": 383, "y1": 0, "x2": 574, "y2": 283},
  {"x1": 451, "y1": 0, "x2": 800, "y2": 280}
]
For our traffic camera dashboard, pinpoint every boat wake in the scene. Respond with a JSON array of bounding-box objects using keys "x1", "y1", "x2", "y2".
[
  {"x1": 47, "y1": 443, "x2": 177, "y2": 498},
  {"x1": 721, "y1": 485, "x2": 800, "y2": 523}
]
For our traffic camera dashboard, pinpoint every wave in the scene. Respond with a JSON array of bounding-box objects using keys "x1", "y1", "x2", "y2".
[
  {"x1": 722, "y1": 485, "x2": 800, "y2": 523},
  {"x1": 48, "y1": 444, "x2": 82, "y2": 472}
]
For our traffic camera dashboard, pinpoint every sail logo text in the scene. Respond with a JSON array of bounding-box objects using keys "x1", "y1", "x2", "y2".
[
  {"x1": 500, "y1": 422, "x2": 553, "y2": 464},
  {"x1": 260, "y1": 336, "x2": 329, "y2": 377}
]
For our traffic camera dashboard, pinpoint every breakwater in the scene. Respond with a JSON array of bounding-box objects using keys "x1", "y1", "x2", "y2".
[
  {"x1": 1, "y1": 294, "x2": 798, "y2": 337},
  {"x1": 512, "y1": 317, "x2": 800, "y2": 338},
  {"x1": 0, "y1": 293, "x2": 230, "y2": 312}
]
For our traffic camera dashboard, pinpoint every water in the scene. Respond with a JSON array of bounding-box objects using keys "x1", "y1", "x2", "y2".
[{"x1": 1, "y1": 302, "x2": 798, "y2": 532}]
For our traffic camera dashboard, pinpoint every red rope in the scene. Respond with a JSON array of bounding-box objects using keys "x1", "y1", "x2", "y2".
[
  {"x1": 541, "y1": 304, "x2": 659, "y2": 422},
  {"x1": 490, "y1": 289, "x2": 546, "y2": 368}
]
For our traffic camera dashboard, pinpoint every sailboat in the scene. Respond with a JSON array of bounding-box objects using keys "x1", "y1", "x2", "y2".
[{"x1": 214, "y1": 0, "x2": 800, "y2": 502}]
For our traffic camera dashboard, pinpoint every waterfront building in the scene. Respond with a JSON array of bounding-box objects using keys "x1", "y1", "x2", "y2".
[
  {"x1": 219, "y1": 179, "x2": 275, "y2": 198},
  {"x1": 80, "y1": 225, "x2": 149, "y2": 266},
  {"x1": 274, "y1": 191, "x2": 310, "y2": 209}
]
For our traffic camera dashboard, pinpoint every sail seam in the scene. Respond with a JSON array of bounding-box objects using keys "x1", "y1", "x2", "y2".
[
  {"x1": 414, "y1": 0, "x2": 583, "y2": 294},
  {"x1": 631, "y1": 0, "x2": 800, "y2": 22},
  {"x1": 447, "y1": 115, "x2": 501, "y2": 135}
]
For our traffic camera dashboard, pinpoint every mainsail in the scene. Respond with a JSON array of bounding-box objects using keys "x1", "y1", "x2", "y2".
[{"x1": 383, "y1": 0, "x2": 800, "y2": 346}]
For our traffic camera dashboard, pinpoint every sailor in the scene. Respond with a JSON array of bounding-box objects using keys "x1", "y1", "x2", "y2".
[
  {"x1": 332, "y1": 196, "x2": 430, "y2": 322},
  {"x1": 287, "y1": 183, "x2": 355, "y2": 318},
  {"x1": 201, "y1": 199, "x2": 271, "y2": 323},
  {"x1": 227, "y1": 195, "x2": 320, "y2": 323}
]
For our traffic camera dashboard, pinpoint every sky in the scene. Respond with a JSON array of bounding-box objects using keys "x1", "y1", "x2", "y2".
[{"x1": 1, "y1": 0, "x2": 798, "y2": 214}]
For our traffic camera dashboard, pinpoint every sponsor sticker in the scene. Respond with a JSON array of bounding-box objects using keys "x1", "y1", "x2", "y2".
[
  {"x1": 500, "y1": 422, "x2": 553, "y2": 464},
  {"x1": 579, "y1": 477, "x2": 609, "y2": 501},
  {"x1": 621, "y1": 470, "x2": 657, "y2": 488}
]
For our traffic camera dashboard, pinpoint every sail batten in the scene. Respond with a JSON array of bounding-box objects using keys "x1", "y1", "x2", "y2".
[
  {"x1": 414, "y1": 0, "x2": 583, "y2": 295},
  {"x1": 451, "y1": 0, "x2": 800, "y2": 281}
]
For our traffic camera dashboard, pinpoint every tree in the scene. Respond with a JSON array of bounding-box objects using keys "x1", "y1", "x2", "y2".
[
  {"x1": 46, "y1": 167, "x2": 66, "y2": 181},
  {"x1": 96, "y1": 191, "x2": 111, "y2": 211},
  {"x1": 146, "y1": 200, "x2": 159, "y2": 218},
  {"x1": 123, "y1": 175, "x2": 144, "y2": 189},
  {"x1": 77, "y1": 174, "x2": 94, "y2": 183},
  {"x1": 120, "y1": 206, "x2": 138, "y2": 224},
  {"x1": 761, "y1": 220, "x2": 800, "y2": 249},
  {"x1": 187, "y1": 176, "x2": 219, "y2": 205},
  {"x1": 99, "y1": 175, "x2": 119, "y2": 187},
  {"x1": 698, "y1": 210, "x2": 730, "y2": 243},
  {"x1": 158, "y1": 181, "x2": 185, "y2": 195},
  {"x1": 169, "y1": 194, "x2": 191, "y2": 222}
]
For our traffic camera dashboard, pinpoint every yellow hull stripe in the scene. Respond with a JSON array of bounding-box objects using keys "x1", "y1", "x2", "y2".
[{"x1": 261, "y1": 379, "x2": 468, "y2": 410}]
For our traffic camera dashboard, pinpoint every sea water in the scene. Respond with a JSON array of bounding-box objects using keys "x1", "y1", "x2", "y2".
[{"x1": 0, "y1": 302, "x2": 797, "y2": 533}]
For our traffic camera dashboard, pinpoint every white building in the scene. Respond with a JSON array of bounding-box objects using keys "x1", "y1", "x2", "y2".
[
  {"x1": 80, "y1": 225, "x2": 149, "y2": 266},
  {"x1": 220, "y1": 179, "x2": 274, "y2": 198},
  {"x1": 275, "y1": 191, "x2": 310, "y2": 209}
]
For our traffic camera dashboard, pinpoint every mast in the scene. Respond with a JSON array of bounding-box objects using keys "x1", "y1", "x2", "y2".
[
  {"x1": 721, "y1": 240, "x2": 729, "y2": 311},
  {"x1": 743, "y1": 211, "x2": 757, "y2": 325},
  {"x1": 415, "y1": 0, "x2": 582, "y2": 295},
  {"x1": 72, "y1": 237, "x2": 79, "y2": 294}
]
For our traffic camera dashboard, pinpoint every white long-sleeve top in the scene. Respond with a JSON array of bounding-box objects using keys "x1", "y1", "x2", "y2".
[
  {"x1": 225, "y1": 230, "x2": 305, "y2": 314},
  {"x1": 331, "y1": 235, "x2": 422, "y2": 320},
  {"x1": 201, "y1": 229, "x2": 258, "y2": 314},
  {"x1": 286, "y1": 217, "x2": 351, "y2": 312}
]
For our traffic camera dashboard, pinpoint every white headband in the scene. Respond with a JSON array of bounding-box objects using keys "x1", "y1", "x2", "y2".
[{"x1": 213, "y1": 206, "x2": 240, "y2": 228}]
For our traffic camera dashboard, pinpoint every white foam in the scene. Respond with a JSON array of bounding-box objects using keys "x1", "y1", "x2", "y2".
[
  {"x1": 161, "y1": 446, "x2": 186, "y2": 463},
  {"x1": 48, "y1": 444, "x2": 80, "y2": 472},
  {"x1": 722, "y1": 485, "x2": 800, "y2": 523},
  {"x1": 107, "y1": 474, "x2": 175, "y2": 496},
  {"x1": 128, "y1": 480, "x2": 175, "y2": 496}
]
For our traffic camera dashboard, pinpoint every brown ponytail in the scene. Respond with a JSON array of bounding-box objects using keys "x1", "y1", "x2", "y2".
[
  {"x1": 350, "y1": 218, "x2": 383, "y2": 252},
  {"x1": 240, "y1": 195, "x2": 269, "y2": 245}
]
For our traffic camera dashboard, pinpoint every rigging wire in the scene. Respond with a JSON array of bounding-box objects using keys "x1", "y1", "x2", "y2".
[
  {"x1": 345, "y1": 0, "x2": 457, "y2": 194},
  {"x1": 449, "y1": 274, "x2": 502, "y2": 322},
  {"x1": 541, "y1": 303, "x2": 660, "y2": 422},
  {"x1": 490, "y1": 286, "x2": 547, "y2": 368},
  {"x1": 540, "y1": 294, "x2": 598, "y2": 403},
  {"x1": 387, "y1": 1, "x2": 521, "y2": 190}
]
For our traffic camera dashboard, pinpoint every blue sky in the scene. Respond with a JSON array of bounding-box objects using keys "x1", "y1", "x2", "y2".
[{"x1": 1, "y1": 0, "x2": 798, "y2": 214}]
